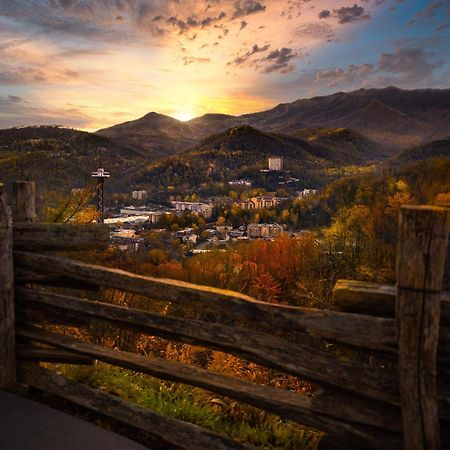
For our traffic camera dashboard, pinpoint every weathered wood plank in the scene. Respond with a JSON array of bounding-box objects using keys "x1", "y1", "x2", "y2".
[
  {"x1": 16, "y1": 347, "x2": 93, "y2": 365},
  {"x1": 396, "y1": 205, "x2": 450, "y2": 450},
  {"x1": 16, "y1": 287, "x2": 399, "y2": 406},
  {"x1": 12, "y1": 181, "x2": 36, "y2": 223},
  {"x1": 0, "y1": 184, "x2": 16, "y2": 389},
  {"x1": 18, "y1": 286, "x2": 450, "y2": 364},
  {"x1": 14, "y1": 269, "x2": 100, "y2": 291},
  {"x1": 18, "y1": 363, "x2": 254, "y2": 450},
  {"x1": 13, "y1": 223, "x2": 109, "y2": 251},
  {"x1": 333, "y1": 280, "x2": 397, "y2": 318},
  {"x1": 333, "y1": 279, "x2": 450, "y2": 324},
  {"x1": 14, "y1": 252, "x2": 398, "y2": 355},
  {"x1": 16, "y1": 324, "x2": 402, "y2": 447}
]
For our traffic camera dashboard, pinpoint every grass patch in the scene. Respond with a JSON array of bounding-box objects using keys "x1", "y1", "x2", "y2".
[{"x1": 53, "y1": 363, "x2": 321, "y2": 450}]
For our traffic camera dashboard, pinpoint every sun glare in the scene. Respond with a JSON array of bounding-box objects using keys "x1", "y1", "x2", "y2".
[{"x1": 174, "y1": 111, "x2": 195, "y2": 122}]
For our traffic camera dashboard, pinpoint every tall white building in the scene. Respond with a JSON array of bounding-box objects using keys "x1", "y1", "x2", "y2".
[
  {"x1": 132, "y1": 190, "x2": 148, "y2": 200},
  {"x1": 268, "y1": 156, "x2": 283, "y2": 171}
]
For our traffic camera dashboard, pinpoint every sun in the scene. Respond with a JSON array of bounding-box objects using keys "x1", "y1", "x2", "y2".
[{"x1": 173, "y1": 111, "x2": 195, "y2": 122}]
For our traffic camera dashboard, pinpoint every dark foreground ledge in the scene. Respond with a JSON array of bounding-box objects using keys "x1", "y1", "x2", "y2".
[{"x1": 0, "y1": 390, "x2": 148, "y2": 450}]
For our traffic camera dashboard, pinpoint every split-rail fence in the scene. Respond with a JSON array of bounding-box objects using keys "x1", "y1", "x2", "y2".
[{"x1": 0, "y1": 181, "x2": 449, "y2": 450}]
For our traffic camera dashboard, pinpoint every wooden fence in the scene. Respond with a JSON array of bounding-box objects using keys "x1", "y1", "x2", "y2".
[{"x1": 1, "y1": 180, "x2": 449, "y2": 450}]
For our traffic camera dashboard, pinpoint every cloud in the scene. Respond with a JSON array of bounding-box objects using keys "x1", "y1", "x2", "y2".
[
  {"x1": 229, "y1": 43, "x2": 270, "y2": 66},
  {"x1": 318, "y1": 3, "x2": 370, "y2": 24},
  {"x1": 378, "y1": 47, "x2": 443, "y2": 80},
  {"x1": 416, "y1": 1, "x2": 444, "y2": 18},
  {"x1": 165, "y1": 11, "x2": 227, "y2": 34},
  {"x1": 311, "y1": 47, "x2": 444, "y2": 89},
  {"x1": 0, "y1": 66, "x2": 81, "y2": 85},
  {"x1": 229, "y1": 43, "x2": 299, "y2": 74},
  {"x1": 295, "y1": 22, "x2": 334, "y2": 40},
  {"x1": 0, "y1": 95, "x2": 24, "y2": 106},
  {"x1": 182, "y1": 55, "x2": 211, "y2": 65},
  {"x1": 0, "y1": 94, "x2": 92, "y2": 129},
  {"x1": 334, "y1": 4, "x2": 370, "y2": 24},
  {"x1": 435, "y1": 22, "x2": 450, "y2": 31},
  {"x1": 314, "y1": 63, "x2": 374, "y2": 86},
  {"x1": 231, "y1": 1, "x2": 266, "y2": 19},
  {"x1": 261, "y1": 47, "x2": 297, "y2": 73}
]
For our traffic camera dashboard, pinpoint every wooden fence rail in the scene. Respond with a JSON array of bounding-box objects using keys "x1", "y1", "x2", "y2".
[
  {"x1": 1, "y1": 180, "x2": 449, "y2": 450},
  {"x1": 334, "y1": 280, "x2": 450, "y2": 321}
]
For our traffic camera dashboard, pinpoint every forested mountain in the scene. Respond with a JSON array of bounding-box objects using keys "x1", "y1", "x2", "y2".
[
  {"x1": 96, "y1": 87, "x2": 450, "y2": 154},
  {"x1": 0, "y1": 126, "x2": 148, "y2": 193},
  {"x1": 122, "y1": 125, "x2": 386, "y2": 196},
  {"x1": 96, "y1": 112, "x2": 199, "y2": 159},
  {"x1": 289, "y1": 127, "x2": 391, "y2": 161},
  {"x1": 392, "y1": 138, "x2": 450, "y2": 164},
  {"x1": 242, "y1": 87, "x2": 450, "y2": 148}
]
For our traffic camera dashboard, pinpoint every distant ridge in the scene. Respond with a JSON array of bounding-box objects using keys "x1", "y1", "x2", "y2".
[
  {"x1": 96, "y1": 87, "x2": 450, "y2": 155},
  {"x1": 392, "y1": 138, "x2": 450, "y2": 164}
]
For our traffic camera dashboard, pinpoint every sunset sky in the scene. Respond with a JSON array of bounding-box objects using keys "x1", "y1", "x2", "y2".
[{"x1": 0, "y1": 0, "x2": 449, "y2": 130}]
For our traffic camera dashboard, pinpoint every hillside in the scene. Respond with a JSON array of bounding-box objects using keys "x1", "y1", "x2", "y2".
[
  {"x1": 298, "y1": 154, "x2": 450, "y2": 232},
  {"x1": 289, "y1": 127, "x2": 391, "y2": 162},
  {"x1": 0, "y1": 126, "x2": 149, "y2": 193},
  {"x1": 0, "y1": 124, "x2": 387, "y2": 197},
  {"x1": 244, "y1": 87, "x2": 450, "y2": 148},
  {"x1": 392, "y1": 138, "x2": 450, "y2": 164},
  {"x1": 96, "y1": 87, "x2": 450, "y2": 154},
  {"x1": 125, "y1": 125, "x2": 385, "y2": 196},
  {"x1": 96, "y1": 112, "x2": 199, "y2": 159}
]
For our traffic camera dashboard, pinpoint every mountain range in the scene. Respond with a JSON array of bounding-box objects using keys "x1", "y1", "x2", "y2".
[
  {"x1": 1, "y1": 87, "x2": 449, "y2": 196},
  {"x1": 97, "y1": 86, "x2": 450, "y2": 155}
]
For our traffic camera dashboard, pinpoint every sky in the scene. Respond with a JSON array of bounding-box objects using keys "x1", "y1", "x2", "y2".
[{"x1": 0, "y1": 0, "x2": 449, "y2": 130}]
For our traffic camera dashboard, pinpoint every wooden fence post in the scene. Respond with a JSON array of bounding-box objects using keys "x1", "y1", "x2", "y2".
[
  {"x1": 436, "y1": 202, "x2": 450, "y2": 291},
  {"x1": 13, "y1": 181, "x2": 36, "y2": 223},
  {"x1": 0, "y1": 184, "x2": 16, "y2": 389},
  {"x1": 396, "y1": 205, "x2": 450, "y2": 450}
]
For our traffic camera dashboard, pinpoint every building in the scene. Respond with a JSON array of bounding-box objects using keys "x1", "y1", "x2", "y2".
[
  {"x1": 105, "y1": 215, "x2": 150, "y2": 226},
  {"x1": 236, "y1": 196, "x2": 281, "y2": 210},
  {"x1": 228, "y1": 229, "x2": 244, "y2": 239},
  {"x1": 172, "y1": 201, "x2": 213, "y2": 219},
  {"x1": 110, "y1": 230, "x2": 145, "y2": 251},
  {"x1": 228, "y1": 179, "x2": 252, "y2": 187},
  {"x1": 120, "y1": 206, "x2": 167, "y2": 224},
  {"x1": 298, "y1": 189, "x2": 318, "y2": 199},
  {"x1": 268, "y1": 156, "x2": 283, "y2": 171},
  {"x1": 247, "y1": 223, "x2": 284, "y2": 239},
  {"x1": 132, "y1": 190, "x2": 148, "y2": 200},
  {"x1": 236, "y1": 199, "x2": 256, "y2": 210}
]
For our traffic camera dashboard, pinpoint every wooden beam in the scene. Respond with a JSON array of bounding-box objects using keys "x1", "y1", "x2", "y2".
[
  {"x1": 16, "y1": 325, "x2": 402, "y2": 446},
  {"x1": 0, "y1": 184, "x2": 16, "y2": 389},
  {"x1": 12, "y1": 181, "x2": 36, "y2": 223},
  {"x1": 333, "y1": 279, "x2": 450, "y2": 324},
  {"x1": 16, "y1": 287, "x2": 399, "y2": 405},
  {"x1": 14, "y1": 269, "x2": 100, "y2": 291},
  {"x1": 14, "y1": 252, "x2": 398, "y2": 355},
  {"x1": 396, "y1": 205, "x2": 450, "y2": 450},
  {"x1": 16, "y1": 347, "x2": 93, "y2": 365},
  {"x1": 333, "y1": 280, "x2": 397, "y2": 317},
  {"x1": 18, "y1": 363, "x2": 254, "y2": 450},
  {"x1": 13, "y1": 223, "x2": 109, "y2": 251}
]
